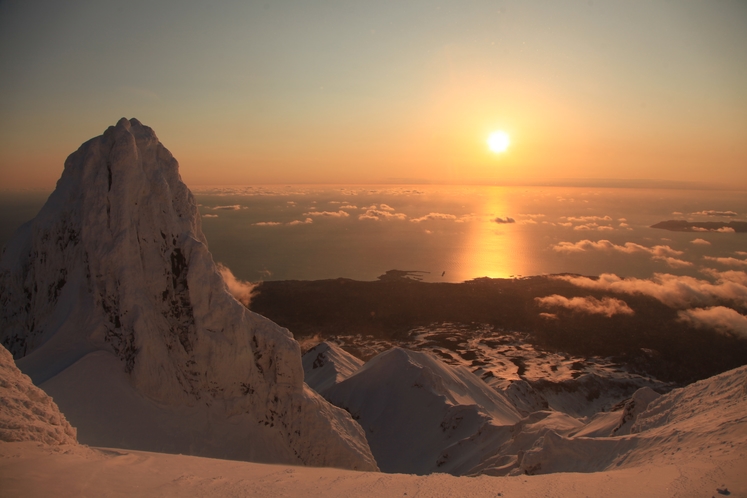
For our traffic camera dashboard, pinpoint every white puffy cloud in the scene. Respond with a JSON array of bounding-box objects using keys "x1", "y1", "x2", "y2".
[
  {"x1": 359, "y1": 208, "x2": 408, "y2": 221},
  {"x1": 690, "y1": 238, "x2": 711, "y2": 245},
  {"x1": 216, "y1": 263, "x2": 256, "y2": 308},
  {"x1": 253, "y1": 221, "x2": 282, "y2": 226},
  {"x1": 535, "y1": 295, "x2": 634, "y2": 317},
  {"x1": 287, "y1": 218, "x2": 313, "y2": 226},
  {"x1": 202, "y1": 214, "x2": 218, "y2": 218},
  {"x1": 678, "y1": 307, "x2": 747, "y2": 338},
  {"x1": 410, "y1": 212, "x2": 457, "y2": 223}
]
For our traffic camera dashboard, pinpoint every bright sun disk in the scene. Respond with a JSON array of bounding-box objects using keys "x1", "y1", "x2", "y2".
[{"x1": 487, "y1": 131, "x2": 510, "y2": 153}]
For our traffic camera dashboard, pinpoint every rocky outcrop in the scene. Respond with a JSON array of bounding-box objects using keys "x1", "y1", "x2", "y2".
[{"x1": 0, "y1": 344, "x2": 76, "y2": 445}]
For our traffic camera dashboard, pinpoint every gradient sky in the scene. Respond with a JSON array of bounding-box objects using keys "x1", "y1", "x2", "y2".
[{"x1": 1, "y1": 0, "x2": 745, "y2": 188}]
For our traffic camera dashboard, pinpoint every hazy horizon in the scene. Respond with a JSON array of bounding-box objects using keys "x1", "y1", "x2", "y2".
[{"x1": 1, "y1": 1, "x2": 746, "y2": 189}]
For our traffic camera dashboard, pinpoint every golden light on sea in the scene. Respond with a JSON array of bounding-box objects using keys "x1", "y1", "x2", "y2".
[{"x1": 455, "y1": 187, "x2": 526, "y2": 280}]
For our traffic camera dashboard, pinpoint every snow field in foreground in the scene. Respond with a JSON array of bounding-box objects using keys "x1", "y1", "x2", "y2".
[{"x1": 0, "y1": 441, "x2": 744, "y2": 498}]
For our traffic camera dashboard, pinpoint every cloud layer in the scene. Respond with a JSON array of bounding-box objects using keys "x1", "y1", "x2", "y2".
[
  {"x1": 678, "y1": 306, "x2": 747, "y2": 339},
  {"x1": 536, "y1": 295, "x2": 634, "y2": 317},
  {"x1": 553, "y1": 271, "x2": 747, "y2": 309},
  {"x1": 304, "y1": 210, "x2": 350, "y2": 218},
  {"x1": 552, "y1": 239, "x2": 692, "y2": 268}
]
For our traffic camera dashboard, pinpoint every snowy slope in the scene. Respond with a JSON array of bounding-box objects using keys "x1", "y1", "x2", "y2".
[
  {"x1": 0, "y1": 344, "x2": 76, "y2": 445},
  {"x1": 2, "y1": 364, "x2": 746, "y2": 497},
  {"x1": 2, "y1": 440, "x2": 742, "y2": 498},
  {"x1": 324, "y1": 347, "x2": 522, "y2": 475},
  {"x1": 0, "y1": 118, "x2": 376, "y2": 470},
  {"x1": 2, "y1": 280, "x2": 746, "y2": 498},
  {"x1": 302, "y1": 342, "x2": 364, "y2": 395},
  {"x1": 517, "y1": 365, "x2": 747, "y2": 475}
]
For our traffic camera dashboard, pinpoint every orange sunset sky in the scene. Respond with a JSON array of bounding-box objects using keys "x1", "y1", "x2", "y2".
[{"x1": 0, "y1": 1, "x2": 745, "y2": 189}]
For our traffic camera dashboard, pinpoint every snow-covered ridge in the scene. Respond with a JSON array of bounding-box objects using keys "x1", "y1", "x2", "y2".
[
  {"x1": 0, "y1": 118, "x2": 376, "y2": 470},
  {"x1": 0, "y1": 344, "x2": 76, "y2": 445},
  {"x1": 303, "y1": 341, "x2": 747, "y2": 479},
  {"x1": 302, "y1": 341, "x2": 364, "y2": 396},
  {"x1": 320, "y1": 346, "x2": 521, "y2": 474}
]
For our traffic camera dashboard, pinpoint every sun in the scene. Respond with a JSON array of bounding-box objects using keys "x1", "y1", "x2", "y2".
[{"x1": 487, "y1": 131, "x2": 510, "y2": 153}]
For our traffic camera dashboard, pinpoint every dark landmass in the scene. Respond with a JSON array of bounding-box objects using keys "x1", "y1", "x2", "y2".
[
  {"x1": 651, "y1": 220, "x2": 747, "y2": 232},
  {"x1": 251, "y1": 274, "x2": 747, "y2": 385}
]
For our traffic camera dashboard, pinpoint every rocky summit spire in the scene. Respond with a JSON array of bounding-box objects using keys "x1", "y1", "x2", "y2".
[{"x1": 0, "y1": 118, "x2": 377, "y2": 470}]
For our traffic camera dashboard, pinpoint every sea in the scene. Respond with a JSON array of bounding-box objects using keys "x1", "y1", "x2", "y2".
[{"x1": 1, "y1": 185, "x2": 745, "y2": 283}]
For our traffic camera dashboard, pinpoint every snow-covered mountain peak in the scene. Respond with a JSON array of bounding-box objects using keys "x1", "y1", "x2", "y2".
[{"x1": 0, "y1": 119, "x2": 377, "y2": 470}]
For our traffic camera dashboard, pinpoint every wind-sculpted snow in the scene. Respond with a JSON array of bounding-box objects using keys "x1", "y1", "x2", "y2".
[
  {"x1": 517, "y1": 365, "x2": 747, "y2": 475},
  {"x1": 0, "y1": 118, "x2": 376, "y2": 470},
  {"x1": 0, "y1": 344, "x2": 76, "y2": 445}
]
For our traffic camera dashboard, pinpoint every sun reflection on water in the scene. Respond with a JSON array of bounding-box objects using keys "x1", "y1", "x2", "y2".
[{"x1": 454, "y1": 187, "x2": 527, "y2": 280}]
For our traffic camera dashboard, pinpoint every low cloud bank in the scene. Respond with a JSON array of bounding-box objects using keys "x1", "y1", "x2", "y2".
[
  {"x1": 536, "y1": 295, "x2": 634, "y2": 317},
  {"x1": 692, "y1": 210, "x2": 738, "y2": 217},
  {"x1": 552, "y1": 239, "x2": 692, "y2": 268},
  {"x1": 216, "y1": 263, "x2": 256, "y2": 307},
  {"x1": 212, "y1": 205, "x2": 245, "y2": 210},
  {"x1": 678, "y1": 306, "x2": 747, "y2": 338},
  {"x1": 303, "y1": 210, "x2": 350, "y2": 218},
  {"x1": 564, "y1": 215, "x2": 612, "y2": 222},
  {"x1": 703, "y1": 256, "x2": 747, "y2": 268},
  {"x1": 573, "y1": 224, "x2": 614, "y2": 231},
  {"x1": 553, "y1": 271, "x2": 747, "y2": 309}
]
